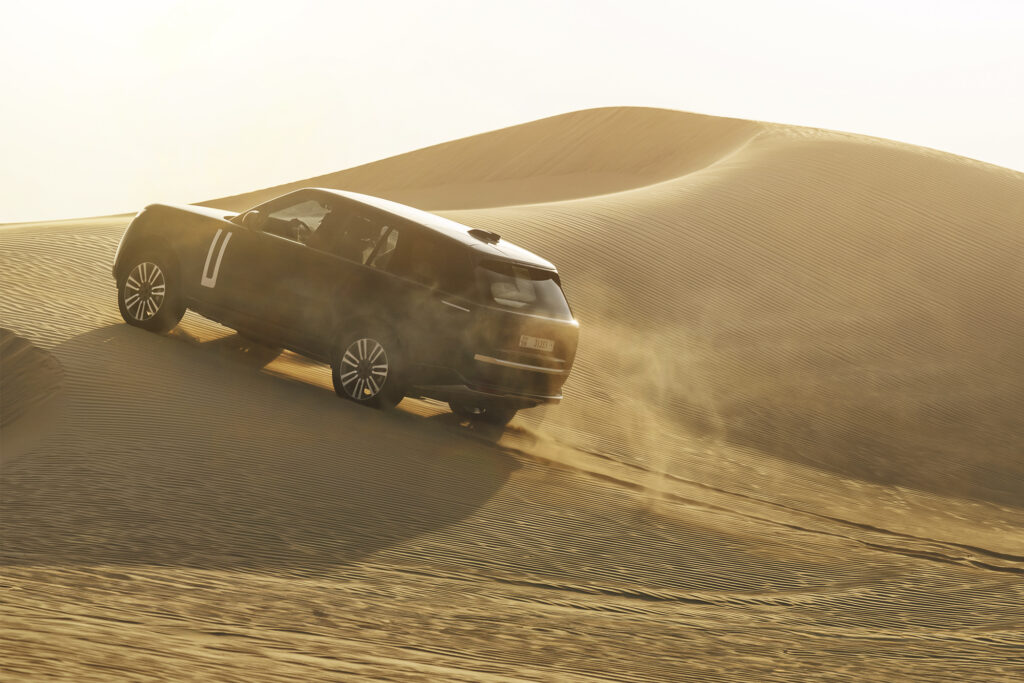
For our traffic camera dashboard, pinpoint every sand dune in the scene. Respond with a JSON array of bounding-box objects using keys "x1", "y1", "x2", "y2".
[
  {"x1": 2, "y1": 107, "x2": 1023, "y2": 680},
  {"x1": 201, "y1": 108, "x2": 764, "y2": 212}
]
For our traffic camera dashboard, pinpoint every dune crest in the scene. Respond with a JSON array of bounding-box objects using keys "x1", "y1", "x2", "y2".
[{"x1": 202, "y1": 107, "x2": 764, "y2": 211}]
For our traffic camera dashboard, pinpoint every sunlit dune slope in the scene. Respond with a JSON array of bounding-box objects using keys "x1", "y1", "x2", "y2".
[
  {"x1": 213, "y1": 106, "x2": 1024, "y2": 507},
  {"x1": 202, "y1": 107, "x2": 762, "y2": 211}
]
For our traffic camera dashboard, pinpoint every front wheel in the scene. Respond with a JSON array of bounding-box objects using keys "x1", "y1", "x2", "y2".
[
  {"x1": 331, "y1": 329, "x2": 405, "y2": 409},
  {"x1": 117, "y1": 253, "x2": 184, "y2": 333},
  {"x1": 448, "y1": 400, "x2": 518, "y2": 426}
]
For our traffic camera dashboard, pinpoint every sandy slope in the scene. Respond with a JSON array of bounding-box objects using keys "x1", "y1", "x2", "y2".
[
  {"x1": 0, "y1": 330, "x2": 64, "y2": 463},
  {"x1": 2, "y1": 108, "x2": 1023, "y2": 680}
]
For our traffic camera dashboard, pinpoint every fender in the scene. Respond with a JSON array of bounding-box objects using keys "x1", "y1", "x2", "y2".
[
  {"x1": 112, "y1": 205, "x2": 184, "y2": 281},
  {"x1": 113, "y1": 204, "x2": 238, "y2": 294}
]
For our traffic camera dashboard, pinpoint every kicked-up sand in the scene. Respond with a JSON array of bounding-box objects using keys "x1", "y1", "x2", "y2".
[{"x1": 1, "y1": 107, "x2": 1022, "y2": 680}]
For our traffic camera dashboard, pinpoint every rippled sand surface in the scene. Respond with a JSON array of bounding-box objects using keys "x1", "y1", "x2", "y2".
[{"x1": 2, "y1": 108, "x2": 1022, "y2": 680}]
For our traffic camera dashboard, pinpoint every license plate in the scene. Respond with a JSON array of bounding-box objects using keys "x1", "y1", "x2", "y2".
[{"x1": 519, "y1": 334, "x2": 554, "y2": 352}]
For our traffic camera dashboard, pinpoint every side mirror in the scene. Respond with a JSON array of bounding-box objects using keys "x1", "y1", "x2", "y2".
[{"x1": 241, "y1": 210, "x2": 265, "y2": 230}]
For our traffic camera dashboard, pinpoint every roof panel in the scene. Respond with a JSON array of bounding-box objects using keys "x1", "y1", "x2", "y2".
[{"x1": 312, "y1": 188, "x2": 556, "y2": 271}]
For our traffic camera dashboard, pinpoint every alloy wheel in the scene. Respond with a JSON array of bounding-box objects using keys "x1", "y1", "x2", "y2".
[
  {"x1": 123, "y1": 262, "x2": 166, "y2": 321},
  {"x1": 338, "y1": 337, "x2": 389, "y2": 400}
]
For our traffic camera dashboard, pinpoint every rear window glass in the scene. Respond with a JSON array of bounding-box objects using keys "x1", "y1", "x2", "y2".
[{"x1": 476, "y1": 260, "x2": 572, "y2": 320}]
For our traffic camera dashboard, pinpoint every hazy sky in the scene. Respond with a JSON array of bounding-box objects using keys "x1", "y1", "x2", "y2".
[{"x1": 1, "y1": 0, "x2": 1021, "y2": 222}]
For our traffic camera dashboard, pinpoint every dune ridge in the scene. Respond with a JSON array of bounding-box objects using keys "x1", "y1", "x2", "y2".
[
  {"x1": 201, "y1": 107, "x2": 764, "y2": 211},
  {"x1": 2, "y1": 107, "x2": 1023, "y2": 680}
]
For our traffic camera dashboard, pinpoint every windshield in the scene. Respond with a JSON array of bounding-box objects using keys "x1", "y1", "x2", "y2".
[{"x1": 475, "y1": 260, "x2": 572, "y2": 320}]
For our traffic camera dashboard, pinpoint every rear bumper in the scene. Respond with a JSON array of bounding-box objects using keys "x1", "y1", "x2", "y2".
[
  {"x1": 414, "y1": 383, "x2": 562, "y2": 408},
  {"x1": 410, "y1": 347, "x2": 570, "y2": 408},
  {"x1": 471, "y1": 353, "x2": 566, "y2": 375}
]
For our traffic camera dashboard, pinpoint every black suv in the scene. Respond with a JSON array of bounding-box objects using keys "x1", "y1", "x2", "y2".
[{"x1": 112, "y1": 188, "x2": 579, "y2": 424}]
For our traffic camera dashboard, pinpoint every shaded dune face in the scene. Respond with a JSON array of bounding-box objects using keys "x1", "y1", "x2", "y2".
[
  {"x1": 0, "y1": 330, "x2": 65, "y2": 462},
  {"x1": 210, "y1": 107, "x2": 1024, "y2": 506},
  {"x1": 1, "y1": 326, "x2": 518, "y2": 571}
]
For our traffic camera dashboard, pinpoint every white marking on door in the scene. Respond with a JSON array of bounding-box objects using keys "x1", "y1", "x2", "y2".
[{"x1": 201, "y1": 229, "x2": 232, "y2": 288}]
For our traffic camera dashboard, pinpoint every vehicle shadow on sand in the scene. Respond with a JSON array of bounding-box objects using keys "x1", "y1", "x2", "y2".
[{"x1": 1, "y1": 323, "x2": 520, "y2": 573}]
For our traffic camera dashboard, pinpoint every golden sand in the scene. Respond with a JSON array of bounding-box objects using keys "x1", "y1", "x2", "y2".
[{"x1": 2, "y1": 108, "x2": 1022, "y2": 680}]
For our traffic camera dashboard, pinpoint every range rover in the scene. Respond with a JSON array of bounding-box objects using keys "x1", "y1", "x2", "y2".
[{"x1": 112, "y1": 188, "x2": 579, "y2": 425}]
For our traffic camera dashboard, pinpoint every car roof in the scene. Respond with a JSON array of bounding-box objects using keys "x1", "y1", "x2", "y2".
[{"x1": 309, "y1": 188, "x2": 557, "y2": 271}]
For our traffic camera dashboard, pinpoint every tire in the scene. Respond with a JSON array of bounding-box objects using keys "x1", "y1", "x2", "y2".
[
  {"x1": 448, "y1": 400, "x2": 518, "y2": 426},
  {"x1": 331, "y1": 327, "x2": 405, "y2": 409},
  {"x1": 117, "y1": 252, "x2": 185, "y2": 333}
]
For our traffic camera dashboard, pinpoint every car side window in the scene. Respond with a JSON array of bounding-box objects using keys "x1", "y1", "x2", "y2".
[
  {"x1": 263, "y1": 199, "x2": 330, "y2": 244},
  {"x1": 368, "y1": 228, "x2": 399, "y2": 269},
  {"x1": 387, "y1": 233, "x2": 471, "y2": 294},
  {"x1": 312, "y1": 209, "x2": 392, "y2": 265}
]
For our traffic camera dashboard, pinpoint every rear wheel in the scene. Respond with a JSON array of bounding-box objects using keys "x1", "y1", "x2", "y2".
[
  {"x1": 117, "y1": 253, "x2": 184, "y2": 333},
  {"x1": 448, "y1": 400, "x2": 518, "y2": 426},
  {"x1": 331, "y1": 329, "x2": 405, "y2": 409}
]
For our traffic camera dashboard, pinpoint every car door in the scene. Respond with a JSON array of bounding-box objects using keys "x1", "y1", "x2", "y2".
[
  {"x1": 381, "y1": 228, "x2": 477, "y2": 376},
  {"x1": 291, "y1": 204, "x2": 400, "y2": 354},
  {"x1": 207, "y1": 194, "x2": 332, "y2": 344}
]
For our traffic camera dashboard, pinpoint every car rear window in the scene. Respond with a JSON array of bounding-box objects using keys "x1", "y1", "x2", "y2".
[{"x1": 476, "y1": 260, "x2": 572, "y2": 320}]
